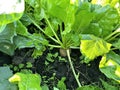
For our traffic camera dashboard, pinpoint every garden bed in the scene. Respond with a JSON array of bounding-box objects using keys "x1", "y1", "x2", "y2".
[{"x1": 0, "y1": 0, "x2": 120, "y2": 90}]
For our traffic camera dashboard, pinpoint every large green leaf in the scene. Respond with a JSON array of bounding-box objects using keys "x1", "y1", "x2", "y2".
[
  {"x1": 99, "y1": 51, "x2": 120, "y2": 83},
  {"x1": 0, "y1": 0, "x2": 25, "y2": 25},
  {"x1": 93, "y1": 5, "x2": 119, "y2": 37},
  {"x1": 14, "y1": 33, "x2": 48, "y2": 58},
  {"x1": 0, "y1": 23, "x2": 16, "y2": 43},
  {"x1": 72, "y1": 3, "x2": 119, "y2": 38},
  {"x1": 9, "y1": 73, "x2": 42, "y2": 90},
  {"x1": 0, "y1": 23, "x2": 16, "y2": 55},
  {"x1": 43, "y1": 0, "x2": 76, "y2": 35},
  {"x1": 0, "y1": 67, "x2": 17, "y2": 90},
  {"x1": 72, "y1": 2, "x2": 95, "y2": 33},
  {"x1": 14, "y1": 36, "x2": 34, "y2": 49},
  {"x1": 0, "y1": 42, "x2": 15, "y2": 56},
  {"x1": 80, "y1": 35, "x2": 111, "y2": 60},
  {"x1": 0, "y1": 20, "x2": 28, "y2": 55}
]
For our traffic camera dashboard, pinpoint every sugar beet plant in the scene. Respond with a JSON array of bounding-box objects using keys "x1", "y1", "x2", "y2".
[{"x1": 0, "y1": 0, "x2": 120, "y2": 89}]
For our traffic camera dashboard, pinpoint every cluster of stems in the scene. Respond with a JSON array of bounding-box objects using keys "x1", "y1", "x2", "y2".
[{"x1": 28, "y1": 14, "x2": 82, "y2": 87}]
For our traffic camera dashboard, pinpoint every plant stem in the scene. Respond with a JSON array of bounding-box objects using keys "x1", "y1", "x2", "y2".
[
  {"x1": 27, "y1": 15, "x2": 60, "y2": 44},
  {"x1": 104, "y1": 27, "x2": 120, "y2": 41},
  {"x1": 104, "y1": 30, "x2": 118, "y2": 41},
  {"x1": 111, "y1": 47, "x2": 118, "y2": 51},
  {"x1": 107, "y1": 33, "x2": 120, "y2": 42},
  {"x1": 45, "y1": 16, "x2": 63, "y2": 46},
  {"x1": 66, "y1": 49, "x2": 81, "y2": 87},
  {"x1": 48, "y1": 44, "x2": 61, "y2": 48},
  {"x1": 70, "y1": 46, "x2": 80, "y2": 49}
]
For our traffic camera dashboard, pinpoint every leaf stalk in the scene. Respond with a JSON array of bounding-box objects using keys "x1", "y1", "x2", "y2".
[{"x1": 66, "y1": 49, "x2": 82, "y2": 87}]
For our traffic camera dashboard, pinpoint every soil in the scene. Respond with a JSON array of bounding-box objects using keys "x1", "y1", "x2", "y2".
[{"x1": 0, "y1": 48, "x2": 105, "y2": 90}]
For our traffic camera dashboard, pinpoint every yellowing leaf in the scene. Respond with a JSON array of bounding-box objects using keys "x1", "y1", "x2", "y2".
[
  {"x1": 99, "y1": 52, "x2": 120, "y2": 83},
  {"x1": 105, "y1": 59, "x2": 118, "y2": 66},
  {"x1": 115, "y1": 67, "x2": 120, "y2": 77},
  {"x1": 9, "y1": 74, "x2": 21, "y2": 82},
  {"x1": 80, "y1": 35, "x2": 111, "y2": 60},
  {"x1": 99, "y1": 55, "x2": 107, "y2": 68},
  {"x1": 70, "y1": 0, "x2": 78, "y2": 6}
]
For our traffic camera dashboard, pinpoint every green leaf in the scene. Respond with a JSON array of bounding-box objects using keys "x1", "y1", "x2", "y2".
[
  {"x1": 82, "y1": 23, "x2": 102, "y2": 37},
  {"x1": 9, "y1": 73, "x2": 42, "y2": 90},
  {"x1": 93, "y1": 5, "x2": 119, "y2": 37},
  {"x1": 14, "y1": 35, "x2": 34, "y2": 49},
  {"x1": 15, "y1": 20, "x2": 29, "y2": 36},
  {"x1": 0, "y1": 67, "x2": 17, "y2": 90},
  {"x1": 113, "y1": 39, "x2": 120, "y2": 50},
  {"x1": 32, "y1": 47, "x2": 46, "y2": 58},
  {"x1": 47, "y1": 0, "x2": 71, "y2": 21},
  {"x1": 42, "y1": 85, "x2": 49, "y2": 90},
  {"x1": 0, "y1": 0, "x2": 25, "y2": 25},
  {"x1": 0, "y1": 42, "x2": 15, "y2": 55},
  {"x1": 43, "y1": 0, "x2": 76, "y2": 35},
  {"x1": 76, "y1": 85, "x2": 101, "y2": 90},
  {"x1": 0, "y1": 67, "x2": 13, "y2": 80},
  {"x1": 26, "y1": 62, "x2": 33, "y2": 68},
  {"x1": 53, "y1": 87, "x2": 59, "y2": 90},
  {"x1": 57, "y1": 77, "x2": 66, "y2": 90},
  {"x1": 25, "y1": 0, "x2": 41, "y2": 22},
  {"x1": 72, "y1": 2, "x2": 95, "y2": 33},
  {"x1": 44, "y1": 18, "x2": 59, "y2": 36},
  {"x1": 14, "y1": 33, "x2": 48, "y2": 52},
  {"x1": 100, "y1": 79, "x2": 118, "y2": 90},
  {"x1": 0, "y1": 25, "x2": 6, "y2": 33},
  {"x1": 0, "y1": 23, "x2": 16, "y2": 43},
  {"x1": 0, "y1": 23, "x2": 17, "y2": 55},
  {"x1": 80, "y1": 35, "x2": 111, "y2": 60},
  {"x1": 20, "y1": 14, "x2": 32, "y2": 26},
  {"x1": 62, "y1": 33, "x2": 81, "y2": 48},
  {"x1": 99, "y1": 51, "x2": 120, "y2": 83}
]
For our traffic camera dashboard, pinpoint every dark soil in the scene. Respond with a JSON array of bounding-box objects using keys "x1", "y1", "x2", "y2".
[{"x1": 0, "y1": 48, "x2": 105, "y2": 90}]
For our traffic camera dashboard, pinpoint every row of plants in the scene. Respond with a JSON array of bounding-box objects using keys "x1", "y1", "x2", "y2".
[{"x1": 0, "y1": 0, "x2": 120, "y2": 90}]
